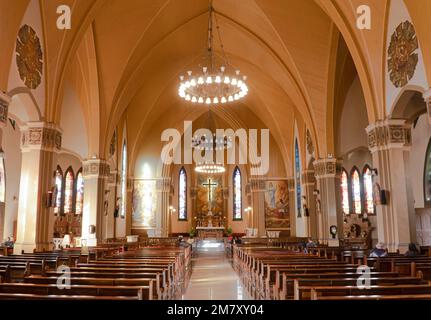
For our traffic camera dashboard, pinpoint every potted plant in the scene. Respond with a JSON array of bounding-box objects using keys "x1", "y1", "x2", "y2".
[
  {"x1": 226, "y1": 226, "x2": 233, "y2": 238},
  {"x1": 189, "y1": 228, "x2": 196, "y2": 238}
]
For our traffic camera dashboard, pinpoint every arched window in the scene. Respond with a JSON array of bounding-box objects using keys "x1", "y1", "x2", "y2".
[
  {"x1": 63, "y1": 167, "x2": 74, "y2": 214},
  {"x1": 178, "y1": 167, "x2": 187, "y2": 220},
  {"x1": 363, "y1": 166, "x2": 374, "y2": 214},
  {"x1": 341, "y1": 169, "x2": 350, "y2": 215},
  {"x1": 75, "y1": 169, "x2": 84, "y2": 215},
  {"x1": 424, "y1": 138, "x2": 431, "y2": 206},
  {"x1": 294, "y1": 139, "x2": 302, "y2": 217},
  {"x1": 233, "y1": 166, "x2": 242, "y2": 220},
  {"x1": 120, "y1": 142, "x2": 127, "y2": 218},
  {"x1": 0, "y1": 157, "x2": 5, "y2": 203},
  {"x1": 54, "y1": 166, "x2": 63, "y2": 215},
  {"x1": 351, "y1": 168, "x2": 362, "y2": 214}
]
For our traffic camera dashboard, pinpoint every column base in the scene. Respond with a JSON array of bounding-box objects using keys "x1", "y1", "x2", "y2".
[
  {"x1": 327, "y1": 239, "x2": 340, "y2": 247},
  {"x1": 13, "y1": 242, "x2": 36, "y2": 254}
]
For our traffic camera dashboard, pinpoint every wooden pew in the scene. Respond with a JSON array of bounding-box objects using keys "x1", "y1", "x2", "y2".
[{"x1": 0, "y1": 282, "x2": 152, "y2": 300}]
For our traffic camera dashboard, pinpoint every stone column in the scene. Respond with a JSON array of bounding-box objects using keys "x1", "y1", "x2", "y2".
[
  {"x1": 423, "y1": 89, "x2": 431, "y2": 125},
  {"x1": 287, "y1": 177, "x2": 296, "y2": 236},
  {"x1": 302, "y1": 170, "x2": 317, "y2": 238},
  {"x1": 313, "y1": 158, "x2": 343, "y2": 246},
  {"x1": 0, "y1": 92, "x2": 10, "y2": 242},
  {"x1": 157, "y1": 177, "x2": 171, "y2": 237},
  {"x1": 249, "y1": 179, "x2": 266, "y2": 237},
  {"x1": 81, "y1": 159, "x2": 109, "y2": 246},
  {"x1": 366, "y1": 119, "x2": 414, "y2": 252},
  {"x1": 14, "y1": 122, "x2": 62, "y2": 253},
  {"x1": 102, "y1": 170, "x2": 117, "y2": 239}
]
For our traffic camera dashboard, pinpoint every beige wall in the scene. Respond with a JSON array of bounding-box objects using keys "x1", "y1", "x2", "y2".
[{"x1": 1, "y1": 121, "x2": 21, "y2": 241}]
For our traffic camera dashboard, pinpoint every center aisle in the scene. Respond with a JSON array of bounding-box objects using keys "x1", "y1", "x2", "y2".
[{"x1": 182, "y1": 240, "x2": 251, "y2": 300}]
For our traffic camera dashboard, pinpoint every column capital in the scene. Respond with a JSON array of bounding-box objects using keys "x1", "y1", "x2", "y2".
[
  {"x1": 21, "y1": 122, "x2": 62, "y2": 152},
  {"x1": 82, "y1": 158, "x2": 110, "y2": 178},
  {"x1": 301, "y1": 170, "x2": 316, "y2": 186},
  {"x1": 422, "y1": 89, "x2": 431, "y2": 125},
  {"x1": 313, "y1": 158, "x2": 342, "y2": 178},
  {"x1": 365, "y1": 118, "x2": 411, "y2": 153},
  {"x1": 0, "y1": 92, "x2": 11, "y2": 128}
]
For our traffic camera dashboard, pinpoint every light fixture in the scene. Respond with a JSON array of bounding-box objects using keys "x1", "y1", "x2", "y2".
[
  {"x1": 194, "y1": 163, "x2": 226, "y2": 174},
  {"x1": 177, "y1": 3, "x2": 248, "y2": 105}
]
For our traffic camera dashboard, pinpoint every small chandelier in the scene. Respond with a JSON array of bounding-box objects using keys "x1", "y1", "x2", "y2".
[
  {"x1": 192, "y1": 132, "x2": 232, "y2": 151},
  {"x1": 178, "y1": 3, "x2": 248, "y2": 105},
  {"x1": 195, "y1": 163, "x2": 226, "y2": 174}
]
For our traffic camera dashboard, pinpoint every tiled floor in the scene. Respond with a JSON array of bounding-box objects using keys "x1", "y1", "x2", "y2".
[{"x1": 182, "y1": 240, "x2": 251, "y2": 300}]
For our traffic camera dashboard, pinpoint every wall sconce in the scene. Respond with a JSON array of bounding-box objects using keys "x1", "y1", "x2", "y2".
[
  {"x1": 244, "y1": 206, "x2": 252, "y2": 213},
  {"x1": 169, "y1": 206, "x2": 176, "y2": 214}
]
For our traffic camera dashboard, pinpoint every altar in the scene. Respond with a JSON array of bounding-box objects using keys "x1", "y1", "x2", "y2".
[{"x1": 196, "y1": 227, "x2": 225, "y2": 239}]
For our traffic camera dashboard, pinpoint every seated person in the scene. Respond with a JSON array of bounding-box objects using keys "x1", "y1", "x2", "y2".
[
  {"x1": 369, "y1": 242, "x2": 388, "y2": 258},
  {"x1": 4, "y1": 237, "x2": 14, "y2": 248},
  {"x1": 404, "y1": 243, "x2": 420, "y2": 257},
  {"x1": 306, "y1": 238, "x2": 317, "y2": 248}
]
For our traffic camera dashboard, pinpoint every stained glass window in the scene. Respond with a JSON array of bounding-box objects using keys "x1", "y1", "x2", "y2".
[
  {"x1": 0, "y1": 158, "x2": 5, "y2": 203},
  {"x1": 294, "y1": 139, "x2": 302, "y2": 217},
  {"x1": 341, "y1": 169, "x2": 350, "y2": 215},
  {"x1": 351, "y1": 168, "x2": 362, "y2": 214},
  {"x1": 424, "y1": 138, "x2": 431, "y2": 206},
  {"x1": 120, "y1": 142, "x2": 127, "y2": 218},
  {"x1": 54, "y1": 166, "x2": 63, "y2": 214},
  {"x1": 363, "y1": 166, "x2": 374, "y2": 214},
  {"x1": 233, "y1": 166, "x2": 242, "y2": 220},
  {"x1": 178, "y1": 167, "x2": 187, "y2": 220},
  {"x1": 75, "y1": 169, "x2": 84, "y2": 215},
  {"x1": 63, "y1": 167, "x2": 74, "y2": 214}
]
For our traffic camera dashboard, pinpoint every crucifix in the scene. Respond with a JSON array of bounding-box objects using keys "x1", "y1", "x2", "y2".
[{"x1": 203, "y1": 178, "x2": 218, "y2": 212}]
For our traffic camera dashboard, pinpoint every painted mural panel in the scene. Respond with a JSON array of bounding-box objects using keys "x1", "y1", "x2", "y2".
[
  {"x1": 132, "y1": 179, "x2": 157, "y2": 228},
  {"x1": 264, "y1": 180, "x2": 290, "y2": 229}
]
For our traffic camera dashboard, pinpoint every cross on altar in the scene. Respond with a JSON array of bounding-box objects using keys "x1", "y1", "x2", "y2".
[{"x1": 203, "y1": 178, "x2": 217, "y2": 210}]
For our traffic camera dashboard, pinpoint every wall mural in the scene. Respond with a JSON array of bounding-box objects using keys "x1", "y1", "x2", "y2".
[
  {"x1": 132, "y1": 180, "x2": 157, "y2": 228},
  {"x1": 16, "y1": 24, "x2": 43, "y2": 89},
  {"x1": 388, "y1": 20, "x2": 418, "y2": 88},
  {"x1": 195, "y1": 175, "x2": 224, "y2": 215},
  {"x1": 264, "y1": 180, "x2": 290, "y2": 229}
]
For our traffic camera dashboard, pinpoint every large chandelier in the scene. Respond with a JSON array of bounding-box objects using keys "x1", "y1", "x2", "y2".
[
  {"x1": 195, "y1": 163, "x2": 226, "y2": 174},
  {"x1": 178, "y1": 3, "x2": 248, "y2": 105}
]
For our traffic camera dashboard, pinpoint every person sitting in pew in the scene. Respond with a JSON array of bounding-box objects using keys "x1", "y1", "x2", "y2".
[
  {"x1": 369, "y1": 242, "x2": 388, "y2": 258},
  {"x1": 405, "y1": 243, "x2": 420, "y2": 257}
]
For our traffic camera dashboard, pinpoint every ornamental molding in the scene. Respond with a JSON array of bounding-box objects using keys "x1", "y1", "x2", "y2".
[
  {"x1": 366, "y1": 119, "x2": 411, "y2": 153},
  {"x1": 0, "y1": 92, "x2": 10, "y2": 127},
  {"x1": 301, "y1": 170, "x2": 316, "y2": 186},
  {"x1": 16, "y1": 24, "x2": 43, "y2": 89},
  {"x1": 21, "y1": 122, "x2": 62, "y2": 152},
  {"x1": 313, "y1": 158, "x2": 342, "y2": 179},
  {"x1": 82, "y1": 159, "x2": 110, "y2": 178},
  {"x1": 387, "y1": 20, "x2": 418, "y2": 88}
]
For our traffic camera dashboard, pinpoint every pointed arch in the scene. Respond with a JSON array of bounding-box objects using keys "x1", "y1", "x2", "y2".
[
  {"x1": 54, "y1": 166, "x2": 63, "y2": 215},
  {"x1": 233, "y1": 166, "x2": 242, "y2": 220},
  {"x1": 75, "y1": 168, "x2": 84, "y2": 215},
  {"x1": 350, "y1": 166, "x2": 362, "y2": 214},
  {"x1": 178, "y1": 167, "x2": 187, "y2": 221},
  {"x1": 294, "y1": 138, "x2": 302, "y2": 217},
  {"x1": 63, "y1": 167, "x2": 75, "y2": 214},
  {"x1": 340, "y1": 168, "x2": 350, "y2": 215},
  {"x1": 362, "y1": 165, "x2": 374, "y2": 215},
  {"x1": 120, "y1": 141, "x2": 127, "y2": 218}
]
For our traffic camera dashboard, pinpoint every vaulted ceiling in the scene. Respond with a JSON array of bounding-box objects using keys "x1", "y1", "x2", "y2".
[{"x1": 2, "y1": 0, "x2": 429, "y2": 175}]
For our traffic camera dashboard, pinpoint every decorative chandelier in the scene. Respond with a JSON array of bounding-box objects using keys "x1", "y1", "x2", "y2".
[
  {"x1": 192, "y1": 133, "x2": 232, "y2": 151},
  {"x1": 195, "y1": 163, "x2": 226, "y2": 174},
  {"x1": 178, "y1": 3, "x2": 248, "y2": 105}
]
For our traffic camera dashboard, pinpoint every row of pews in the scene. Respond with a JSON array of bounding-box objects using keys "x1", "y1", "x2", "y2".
[
  {"x1": 0, "y1": 242, "x2": 191, "y2": 300},
  {"x1": 233, "y1": 244, "x2": 431, "y2": 300}
]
